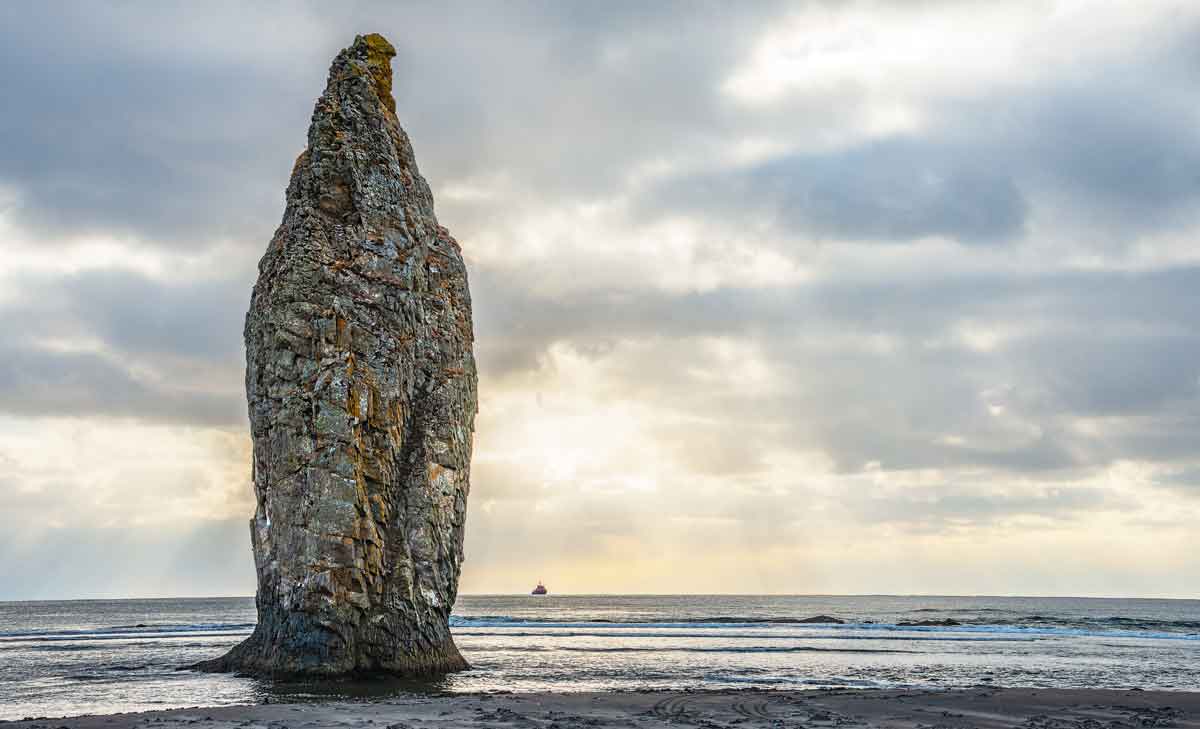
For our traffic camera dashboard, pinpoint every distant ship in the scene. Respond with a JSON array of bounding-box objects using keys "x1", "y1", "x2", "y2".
[{"x1": 531, "y1": 581, "x2": 548, "y2": 595}]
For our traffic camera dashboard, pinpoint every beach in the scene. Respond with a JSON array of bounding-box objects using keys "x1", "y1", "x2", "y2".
[
  {"x1": 6, "y1": 688, "x2": 1198, "y2": 729},
  {"x1": 3, "y1": 596, "x2": 1199, "y2": 721}
]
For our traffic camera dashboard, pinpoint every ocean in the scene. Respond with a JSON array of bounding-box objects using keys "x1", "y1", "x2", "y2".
[{"x1": 0, "y1": 594, "x2": 1197, "y2": 720}]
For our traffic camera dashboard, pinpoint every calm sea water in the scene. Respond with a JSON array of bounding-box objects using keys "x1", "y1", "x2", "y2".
[{"x1": 1, "y1": 595, "x2": 1198, "y2": 720}]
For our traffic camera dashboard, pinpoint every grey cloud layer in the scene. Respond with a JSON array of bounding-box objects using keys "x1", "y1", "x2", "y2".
[
  {"x1": 474, "y1": 261, "x2": 1200, "y2": 478},
  {"x1": 645, "y1": 138, "x2": 1028, "y2": 244},
  {"x1": 2, "y1": 2, "x2": 1197, "y2": 249},
  {"x1": 0, "y1": 4, "x2": 309, "y2": 245},
  {"x1": 0, "y1": 270, "x2": 247, "y2": 426},
  {"x1": 638, "y1": 42, "x2": 1200, "y2": 246}
]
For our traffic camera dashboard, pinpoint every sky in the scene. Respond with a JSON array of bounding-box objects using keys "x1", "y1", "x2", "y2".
[{"x1": 0, "y1": 0, "x2": 1198, "y2": 600}]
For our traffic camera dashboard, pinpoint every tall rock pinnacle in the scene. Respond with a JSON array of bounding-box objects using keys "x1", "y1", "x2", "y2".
[{"x1": 198, "y1": 33, "x2": 477, "y2": 676}]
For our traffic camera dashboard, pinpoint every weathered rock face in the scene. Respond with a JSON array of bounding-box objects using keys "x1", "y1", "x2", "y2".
[{"x1": 197, "y1": 33, "x2": 476, "y2": 677}]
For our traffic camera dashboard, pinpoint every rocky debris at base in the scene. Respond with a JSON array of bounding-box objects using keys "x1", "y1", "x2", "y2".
[
  {"x1": 796, "y1": 615, "x2": 846, "y2": 624},
  {"x1": 897, "y1": 618, "x2": 962, "y2": 627}
]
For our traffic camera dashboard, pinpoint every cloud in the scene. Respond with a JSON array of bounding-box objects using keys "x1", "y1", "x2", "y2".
[
  {"x1": 471, "y1": 261, "x2": 1200, "y2": 480},
  {"x1": 0, "y1": 268, "x2": 247, "y2": 427},
  {"x1": 635, "y1": 34, "x2": 1200, "y2": 248},
  {"x1": 0, "y1": 2, "x2": 322, "y2": 247},
  {"x1": 642, "y1": 137, "x2": 1028, "y2": 244},
  {"x1": 1155, "y1": 465, "x2": 1200, "y2": 496},
  {"x1": 0, "y1": 344, "x2": 242, "y2": 426},
  {"x1": 838, "y1": 479, "x2": 1117, "y2": 531}
]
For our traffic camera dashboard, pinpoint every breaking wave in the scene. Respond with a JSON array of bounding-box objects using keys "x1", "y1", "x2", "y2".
[
  {"x1": 465, "y1": 644, "x2": 917, "y2": 654},
  {"x1": 705, "y1": 673, "x2": 887, "y2": 687},
  {"x1": 0, "y1": 622, "x2": 255, "y2": 643}
]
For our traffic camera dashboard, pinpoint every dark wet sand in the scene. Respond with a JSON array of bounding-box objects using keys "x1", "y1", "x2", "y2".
[{"x1": 5, "y1": 688, "x2": 1198, "y2": 728}]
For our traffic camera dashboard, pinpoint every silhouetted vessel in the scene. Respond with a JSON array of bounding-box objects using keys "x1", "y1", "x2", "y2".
[{"x1": 531, "y1": 581, "x2": 548, "y2": 596}]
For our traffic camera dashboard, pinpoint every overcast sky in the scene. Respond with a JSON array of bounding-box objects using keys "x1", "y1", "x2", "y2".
[{"x1": 1, "y1": 1, "x2": 1198, "y2": 599}]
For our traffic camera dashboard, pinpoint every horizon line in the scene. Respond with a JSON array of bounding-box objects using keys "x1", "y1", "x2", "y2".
[{"x1": 2, "y1": 592, "x2": 1198, "y2": 604}]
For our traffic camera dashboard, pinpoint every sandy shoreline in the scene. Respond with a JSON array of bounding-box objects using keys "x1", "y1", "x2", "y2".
[{"x1": 4, "y1": 687, "x2": 1197, "y2": 729}]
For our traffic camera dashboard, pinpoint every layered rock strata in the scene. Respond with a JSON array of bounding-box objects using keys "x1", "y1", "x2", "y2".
[{"x1": 197, "y1": 33, "x2": 476, "y2": 677}]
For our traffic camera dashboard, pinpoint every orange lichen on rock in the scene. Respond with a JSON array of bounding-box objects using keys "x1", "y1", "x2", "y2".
[{"x1": 360, "y1": 32, "x2": 396, "y2": 115}]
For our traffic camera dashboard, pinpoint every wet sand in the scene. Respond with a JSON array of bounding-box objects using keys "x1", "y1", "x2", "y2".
[{"x1": 5, "y1": 687, "x2": 1197, "y2": 729}]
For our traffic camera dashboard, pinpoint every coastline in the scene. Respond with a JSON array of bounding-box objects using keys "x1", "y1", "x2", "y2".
[
  {"x1": 5, "y1": 596, "x2": 1198, "y2": 721},
  {"x1": 5, "y1": 687, "x2": 1198, "y2": 728}
]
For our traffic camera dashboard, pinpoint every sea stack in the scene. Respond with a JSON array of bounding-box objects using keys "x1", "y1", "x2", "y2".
[{"x1": 198, "y1": 34, "x2": 476, "y2": 676}]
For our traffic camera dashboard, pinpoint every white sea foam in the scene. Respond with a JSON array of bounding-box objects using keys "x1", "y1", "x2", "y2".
[{"x1": 447, "y1": 617, "x2": 1199, "y2": 641}]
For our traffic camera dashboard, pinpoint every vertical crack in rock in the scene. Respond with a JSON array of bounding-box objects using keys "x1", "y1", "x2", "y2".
[{"x1": 196, "y1": 33, "x2": 477, "y2": 677}]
